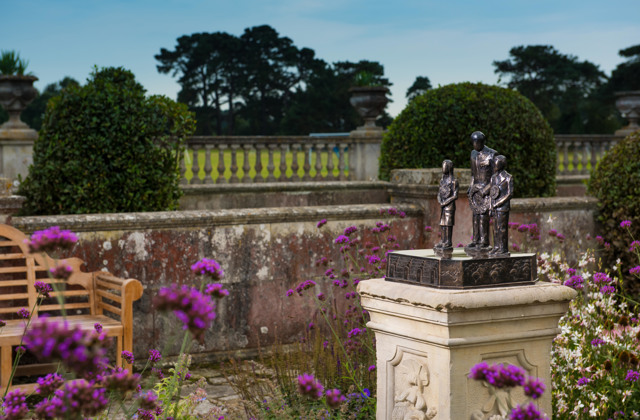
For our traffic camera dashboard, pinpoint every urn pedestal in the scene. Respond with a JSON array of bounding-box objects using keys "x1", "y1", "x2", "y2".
[
  {"x1": 357, "y1": 278, "x2": 576, "y2": 420},
  {"x1": 349, "y1": 86, "x2": 389, "y2": 133},
  {"x1": 614, "y1": 90, "x2": 640, "y2": 137}
]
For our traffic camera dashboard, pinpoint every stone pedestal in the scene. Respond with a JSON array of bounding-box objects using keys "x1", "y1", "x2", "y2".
[
  {"x1": 0, "y1": 138, "x2": 34, "y2": 184},
  {"x1": 357, "y1": 278, "x2": 576, "y2": 420}
]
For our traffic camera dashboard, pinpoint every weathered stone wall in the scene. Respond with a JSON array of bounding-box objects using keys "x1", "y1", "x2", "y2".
[{"x1": 12, "y1": 204, "x2": 425, "y2": 361}]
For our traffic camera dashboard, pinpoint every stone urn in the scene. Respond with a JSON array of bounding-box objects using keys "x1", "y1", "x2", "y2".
[
  {"x1": 0, "y1": 75, "x2": 38, "y2": 139},
  {"x1": 614, "y1": 90, "x2": 640, "y2": 136},
  {"x1": 349, "y1": 86, "x2": 389, "y2": 132}
]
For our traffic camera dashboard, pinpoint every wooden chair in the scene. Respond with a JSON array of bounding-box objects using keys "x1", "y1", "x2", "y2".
[{"x1": 0, "y1": 224, "x2": 143, "y2": 392}]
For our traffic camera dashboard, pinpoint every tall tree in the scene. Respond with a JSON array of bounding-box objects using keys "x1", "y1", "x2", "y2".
[
  {"x1": 406, "y1": 76, "x2": 432, "y2": 101},
  {"x1": 608, "y1": 44, "x2": 640, "y2": 92},
  {"x1": 493, "y1": 45, "x2": 607, "y2": 133}
]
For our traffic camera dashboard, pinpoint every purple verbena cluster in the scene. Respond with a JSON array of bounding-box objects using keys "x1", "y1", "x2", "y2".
[
  {"x1": 94, "y1": 322, "x2": 102, "y2": 333},
  {"x1": 17, "y1": 307, "x2": 29, "y2": 319},
  {"x1": 316, "y1": 219, "x2": 327, "y2": 228},
  {"x1": 325, "y1": 388, "x2": 346, "y2": 409},
  {"x1": 600, "y1": 285, "x2": 616, "y2": 295},
  {"x1": 576, "y1": 376, "x2": 590, "y2": 386},
  {"x1": 27, "y1": 226, "x2": 78, "y2": 253},
  {"x1": 148, "y1": 348, "x2": 162, "y2": 364},
  {"x1": 564, "y1": 275, "x2": 584, "y2": 290},
  {"x1": 122, "y1": 350, "x2": 135, "y2": 364},
  {"x1": 591, "y1": 338, "x2": 606, "y2": 347},
  {"x1": 34, "y1": 281, "x2": 52, "y2": 298},
  {"x1": 469, "y1": 362, "x2": 526, "y2": 389},
  {"x1": 626, "y1": 369, "x2": 640, "y2": 382},
  {"x1": 509, "y1": 402, "x2": 544, "y2": 420},
  {"x1": 297, "y1": 373, "x2": 324, "y2": 399},
  {"x1": 290, "y1": 279, "x2": 316, "y2": 296},
  {"x1": 205, "y1": 283, "x2": 230, "y2": 298},
  {"x1": 334, "y1": 235, "x2": 349, "y2": 244},
  {"x1": 343, "y1": 226, "x2": 358, "y2": 236},
  {"x1": 154, "y1": 284, "x2": 216, "y2": 342},
  {"x1": 523, "y1": 377, "x2": 546, "y2": 399},
  {"x1": 631, "y1": 266, "x2": 640, "y2": 276},
  {"x1": 50, "y1": 263, "x2": 73, "y2": 280},
  {"x1": 101, "y1": 367, "x2": 141, "y2": 393},
  {"x1": 630, "y1": 240, "x2": 640, "y2": 252},
  {"x1": 2, "y1": 389, "x2": 28, "y2": 420},
  {"x1": 36, "y1": 373, "x2": 65, "y2": 396},
  {"x1": 24, "y1": 316, "x2": 110, "y2": 379},
  {"x1": 34, "y1": 379, "x2": 108, "y2": 418},
  {"x1": 190, "y1": 258, "x2": 224, "y2": 280},
  {"x1": 593, "y1": 272, "x2": 613, "y2": 284},
  {"x1": 620, "y1": 220, "x2": 632, "y2": 228}
]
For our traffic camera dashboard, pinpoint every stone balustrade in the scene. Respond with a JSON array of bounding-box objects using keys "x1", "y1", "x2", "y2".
[
  {"x1": 554, "y1": 134, "x2": 620, "y2": 176},
  {"x1": 182, "y1": 135, "x2": 382, "y2": 184}
]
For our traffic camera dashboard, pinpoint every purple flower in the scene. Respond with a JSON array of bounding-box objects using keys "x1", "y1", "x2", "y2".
[
  {"x1": 348, "y1": 327, "x2": 365, "y2": 338},
  {"x1": 50, "y1": 263, "x2": 73, "y2": 280},
  {"x1": 557, "y1": 233, "x2": 565, "y2": 242},
  {"x1": 621, "y1": 220, "x2": 632, "y2": 228},
  {"x1": 102, "y1": 367, "x2": 140, "y2": 393},
  {"x1": 94, "y1": 322, "x2": 103, "y2": 333},
  {"x1": 512, "y1": 243, "x2": 521, "y2": 252},
  {"x1": 517, "y1": 224, "x2": 529, "y2": 232},
  {"x1": 36, "y1": 373, "x2": 65, "y2": 396},
  {"x1": 17, "y1": 307, "x2": 29, "y2": 319},
  {"x1": 297, "y1": 373, "x2": 324, "y2": 399},
  {"x1": 398, "y1": 211, "x2": 406, "y2": 219},
  {"x1": 593, "y1": 272, "x2": 612, "y2": 284},
  {"x1": 334, "y1": 235, "x2": 349, "y2": 244},
  {"x1": 190, "y1": 258, "x2": 224, "y2": 280},
  {"x1": 316, "y1": 219, "x2": 327, "y2": 228},
  {"x1": 469, "y1": 362, "x2": 525, "y2": 388},
  {"x1": 509, "y1": 402, "x2": 544, "y2": 420},
  {"x1": 548, "y1": 229, "x2": 557, "y2": 237},
  {"x1": 122, "y1": 350, "x2": 135, "y2": 364},
  {"x1": 387, "y1": 234, "x2": 397, "y2": 242},
  {"x1": 2, "y1": 389, "x2": 28, "y2": 420},
  {"x1": 368, "y1": 365, "x2": 376, "y2": 372},
  {"x1": 457, "y1": 243, "x2": 464, "y2": 248},
  {"x1": 367, "y1": 255, "x2": 381, "y2": 265},
  {"x1": 600, "y1": 285, "x2": 616, "y2": 295},
  {"x1": 34, "y1": 379, "x2": 108, "y2": 418},
  {"x1": 138, "y1": 390, "x2": 159, "y2": 410},
  {"x1": 630, "y1": 241, "x2": 640, "y2": 252},
  {"x1": 564, "y1": 275, "x2": 584, "y2": 290},
  {"x1": 508, "y1": 222, "x2": 519, "y2": 230},
  {"x1": 595, "y1": 235, "x2": 604, "y2": 244},
  {"x1": 27, "y1": 226, "x2": 78, "y2": 253},
  {"x1": 205, "y1": 283, "x2": 229, "y2": 298},
  {"x1": 387, "y1": 208, "x2": 398, "y2": 216},
  {"x1": 630, "y1": 266, "x2": 640, "y2": 276},
  {"x1": 344, "y1": 226, "x2": 358, "y2": 236},
  {"x1": 591, "y1": 338, "x2": 606, "y2": 347},
  {"x1": 565, "y1": 268, "x2": 576, "y2": 275},
  {"x1": 577, "y1": 376, "x2": 590, "y2": 386},
  {"x1": 604, "y1": 241, "x2": 611, "y2": 249},
  {"x1": 0, "y1": 319, "x2": 5, "y2": 327},
  {"x1": 626, "y1": 369, "x2": 640, "y2": 382},
  {"x1": 317, "y1": 292, "x2": 325, "y2": 301},
  {"x1": 523, "y1": 377, "x2": 545, "y2": 399},
  {"x1": 325, "y1": 389, "x2": 346, "y2": 409},
  {"x1": 34, "y1": 281, "x2": 52, "y2": 298},
  {"x1": 425, "y1": 226, "x2": 433, "y2": 233},
  {"x1": 24, "y1": 316, "x2": 109, "y2": 379},
  {"x1": 148, "y1": 349, "x2": 162, "y2": 364},
  {"x1": 295, "y1": 279, "x2": 316, "y2": 295},
  {"x1": 152, "y1": 367, "x2": 164, "y2": 379},
  {"x1": 154, "y1": 284, "x2": 216, "y2": 342},
  {"x1": 286, "y1": 289, "x2": 294, "y2": 297}
]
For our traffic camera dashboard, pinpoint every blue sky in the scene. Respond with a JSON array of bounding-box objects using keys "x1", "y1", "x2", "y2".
[{"x1": 3, "y1": 0, "x2": 639, "y2": 118}]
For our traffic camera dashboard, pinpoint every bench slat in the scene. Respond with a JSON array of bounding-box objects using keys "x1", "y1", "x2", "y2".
[
  {"x1": 0, "y1": 267, "x2": 28, "y2": 274},
  {"x1": 98, "y1": 301, "x2": 122, "y2": 316},
  {"x1": 0, "y1": 253, "x2": 26, "y2": 260},
  {"x1": 0, "y1": 293, "x2": 28, "y2": 301},
  {"x1": 38, "y1": 303, "x2": 91, "y2": 312},
  {"x1": 0, "y1": 241, "x2": 19, "y2": 247},
  {"x1": 95, "y1": 277, "x2": 123, "y2": 289},
  {"x1": 0, "y1": 280, "x2": 28, "y2": 287},
  {"x1": 95, "y1": 289, "x2": 122, "y2": 303}
]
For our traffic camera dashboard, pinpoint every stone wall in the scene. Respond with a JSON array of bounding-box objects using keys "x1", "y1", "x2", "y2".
[{"x1": 12, "y1": 204, "x2": 425, "y2": 362}]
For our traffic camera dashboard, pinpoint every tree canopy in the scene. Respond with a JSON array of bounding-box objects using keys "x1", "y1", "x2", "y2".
[
  {"x1": 156, "y1": 25, "x2": 392, "y2": 135},
  {"x1": 406, "y1": 76, "x2": 432, "y2": 101}
]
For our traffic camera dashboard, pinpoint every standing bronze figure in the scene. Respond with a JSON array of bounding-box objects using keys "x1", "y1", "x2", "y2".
[
  {"x1": 434, "y1": 160, "x2": 459, "y2": 251},
  {"x1": 466, "y1": 131, "x2": 496, "y2": 251},
  {"x1": 489, "y1": 155, "x2": 513, "y2": 256}
]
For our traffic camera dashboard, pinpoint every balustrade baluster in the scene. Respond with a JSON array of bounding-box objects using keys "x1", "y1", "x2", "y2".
[
  {"x1": 338, "y1": 143, "x2": 347, "y2": 181},
  {"x1": 562, "y1": 141, "x2": 569, "y2": 175},
  {"x1": 326, "y1": 143, "x2": 335, "y2": 180},
  {"x1": 266, "y1": 145, "x2": 276, "y2": 182},
  {"x1": 314, "y1": 144, "x2": 323, "y2": 180},
  {"x1": 191, "y1": 144, "x2": 202, "y2": 184},
  {"x1": 279, "y1": 144, "x2": 289, "y2": 181},
  {"x1": 203, "y1": 145, "x2": 213, "y2": 184},
  {"x1": 229, "y1": 145, "x2": 240, "y2": 183},
  {"x1": 302, "y1": 144, "x2": 312, "y2": 181},
  {"x1": 254, "y1": 145, "x2": 264, "y2": 182},
  {"x1": 216, "y1": 145, "x2": 227, "y2": 184},
  {"x1": 581, "y1": 142, "x2": 589, "y2": 175},
  {"x1": 290, "y1": 143, "x2": 300, "y2": 181},
  {"x1": 242, "y1": 145, "x2": 252, "y2": 183},
  {"x1": 572, "y1": 141, "x2": 582, "y2": 175},
  {"x1": 180, "y1": 148, "x2": 188, "y2": 184}
]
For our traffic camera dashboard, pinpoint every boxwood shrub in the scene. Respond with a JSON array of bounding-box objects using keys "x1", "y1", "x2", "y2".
[
  {"x1": 18, "y1": 67, "x2": 195, "y2": 215},
  {"x1": 587, "y1": 130, "x2": 640, "y2": 295},
  {"x1": 379, "y1": 82, "x2": 556, "y2": 198}
]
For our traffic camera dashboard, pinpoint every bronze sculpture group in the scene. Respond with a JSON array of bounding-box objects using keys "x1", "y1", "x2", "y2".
[{"x1": 435, "y1": 131, "x2": 513, "y2": 258}]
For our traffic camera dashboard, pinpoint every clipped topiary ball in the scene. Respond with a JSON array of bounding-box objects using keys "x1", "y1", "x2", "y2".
[
  {"x1": 379, "y1": 82, "x2": 556, "y2": 198},
  {"x1": 587, "y1": 130, "x2": 640, "y2": 295},
  {"x1": 18, "y1": 67, "x2": 195, "y2": 215}
]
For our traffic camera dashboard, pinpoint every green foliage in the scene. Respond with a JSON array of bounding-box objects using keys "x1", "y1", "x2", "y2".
[
  {"x1": 493, "y1": 45, "x2": 611, "y2": 134},
  {"x1": 0, "y1": 50, "x2": 31, "y2": 75},
  {"x1": 406, "y1": 75, "x2": 432, "y2": 101},
  {"x1": 608, "y1": 44, "x2": 640, "y2": 92},
  {"x1": 587, "y1": 131, "x2": 640, "y2": 295},
  {"x1": 18, "y1": 66, "x2": 195, "y2": 215},
  {"x1": 379, "y1": 82, "x2": 556, "y2": 198}
]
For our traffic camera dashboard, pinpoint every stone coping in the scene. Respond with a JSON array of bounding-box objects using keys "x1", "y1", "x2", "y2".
[
  {"x1": 12, "y1": 203, "x2": 423, "y2": 233},
  {"x1": 358, "y1": 278, "x2": 577, "y2": 312},
  {"x1": 511, "y1": 196, "x2": 598, "y2": 212},
  {"x1": 181, "y1": 181, "x2": 390, "y2": 195}
]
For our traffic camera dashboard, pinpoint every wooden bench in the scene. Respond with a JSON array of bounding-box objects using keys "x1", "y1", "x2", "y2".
[{"x1": 0, "y1": 224, "x2": 143, "y2": 392}]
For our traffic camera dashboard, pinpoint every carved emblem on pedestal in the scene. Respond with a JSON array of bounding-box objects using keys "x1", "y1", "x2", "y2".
[{"x1": 392, "y1": 356, "x2": 437, "y2": 420}]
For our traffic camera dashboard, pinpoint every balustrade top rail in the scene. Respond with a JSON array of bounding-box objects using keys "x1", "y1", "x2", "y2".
[{"x1": 180, "y1": 133, "x2": 624, "y2": 184}]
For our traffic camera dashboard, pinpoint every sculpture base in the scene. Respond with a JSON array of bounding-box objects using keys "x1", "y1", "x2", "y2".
[{"x1": 386, "y1": 249, "x2": 536, "y2": 289}]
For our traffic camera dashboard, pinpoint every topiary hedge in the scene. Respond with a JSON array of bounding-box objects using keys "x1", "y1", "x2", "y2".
[
  {"x1": 379, "y1": 82, "x2": 556, "y2": 198},
  {"x1": 587, "y1": 130, "x2": 640, "y2": 295},
  {"x1": 18, "y1": 67, "x2": 195, "y2": 215}
]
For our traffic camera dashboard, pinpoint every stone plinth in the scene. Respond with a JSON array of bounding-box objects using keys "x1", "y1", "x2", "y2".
[
  {"x1": 357, "y1": 278, "x2": 576, "y2": 420},
  {"x1": 0, "y1": 138, "x2": 34, "y2": 183}
]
